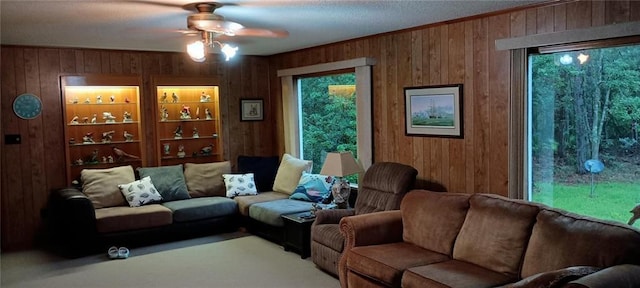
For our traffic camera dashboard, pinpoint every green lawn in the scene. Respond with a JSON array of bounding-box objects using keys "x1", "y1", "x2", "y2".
[{"x1": 531, "y1": 182, "x2": 640, "y2": 226}]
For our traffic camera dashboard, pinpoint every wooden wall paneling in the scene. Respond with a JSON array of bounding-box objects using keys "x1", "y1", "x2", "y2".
[
  {"x1": 396, "y1": 31, "x2": 413, "y2": 165},
  {"x1": 1, "y1": 47, "x2": 27, "y2": 249},
  {"x1": 438, "y1": 25, "x2": 451, "y2": 191},
  {"x1": 606, "y1": 1, "x2": 630, "y2": 24},
  {"x1": 109, "y1": 51, "x2": 124, "y2": 74},
  {"x1": 368, "y1": 36, "x2": 382, "y2": 163},
  {"x1": 59, "y1": 49, "x2": 77, "y2": 73},
  {"x1": 536, "y1": 6, "x2": 555, "y2": 34},
  {"x1": 592, "y1": 1, "x2": 605, "y2": 27},
  {"x1": 448, "y1": 22, "x2": 466, "y2": 193},
  {"x1": 566, "y1": 1, "x2": 592, "y2": 30},
  {"x1": 488, "y1": 14, "x2": 511, "y2": 196},
  {"x1": 100, "y1": 51, "x2": 111, "y2": 73},
  {"x1": 226, "y1": 62, "x2": 243, "y2": 160},
  {"x1": 375, "y1": 36, "x2": 389, "y2": 161},
  {"x1": 427, "y1": 27, "x2": 443, "y2": 185},
  {"x1": 74, "y1": 50, "x2": 85, "y2": 73},
  {"x1": 473, "y1": 18, "x2": 490, "y2": 194},
  {"x1": 464, "y1": 20, "x2": 476, "y2": 194},
  {"x1": 419, "y1": 29, "x2": 432, "y2": 180},
  {"x1": 83, "y1": 50, "x2": 102, "y2": 73},
  {"x1": 510, "y1": 10, "x2": 527, "y2": 38},
  {"x1": 631, "y1": 1, "x2": 640, "y2": 21},
  {"x1": 554, "y1": 4, "x2": 567, "y2": 32},
  {"x1": 410, "y1": 30, "x2": 425, "y2": 178},
  {"x1": 526, "y1": 7, "x2": 538, "y2": 35}
]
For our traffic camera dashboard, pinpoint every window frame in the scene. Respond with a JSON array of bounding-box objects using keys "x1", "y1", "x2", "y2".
[{"x1": 277, "y1": 58, "x2": 376, "y2": 171}]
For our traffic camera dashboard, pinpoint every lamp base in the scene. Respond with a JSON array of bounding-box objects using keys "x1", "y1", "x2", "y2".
[{"x1": 331, "y1": 178, "x2": 351, "y2": 209}]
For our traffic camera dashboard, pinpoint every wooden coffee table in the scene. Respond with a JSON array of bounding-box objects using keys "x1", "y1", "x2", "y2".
[{"x1": 281, "y1": 211, "x2": 316, "y2": 259}]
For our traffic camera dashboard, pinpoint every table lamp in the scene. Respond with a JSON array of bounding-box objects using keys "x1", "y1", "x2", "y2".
[{"x1": 319, "y1": 152, "x2": 363, "y2": 208}]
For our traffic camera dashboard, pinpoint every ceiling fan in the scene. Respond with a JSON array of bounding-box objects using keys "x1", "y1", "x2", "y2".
[{"x1": 184, "y1": 2, "x2": 289, "y2": 38}]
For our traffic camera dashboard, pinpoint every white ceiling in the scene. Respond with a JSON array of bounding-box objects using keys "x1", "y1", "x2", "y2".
[{"x1": 0, "y1": 0, "x2": 545, "y2": 56}]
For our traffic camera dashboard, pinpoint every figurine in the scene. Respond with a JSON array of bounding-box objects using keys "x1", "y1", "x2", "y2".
[
  {"x1": 160, "y1": 106, "x2": 169, "y2": 121},
  {"x1": 103, "y1": 112, "x2": 116, "y2": 123},
  {"x1": 74, "y1": 159, "x2": 84, "y2": 166},
  {"x1": 180, "y1": 105, "x2": 191, "y2": 120},
  {"x1": 200, "y1": 91, "x2": 210, "y2": 102},
  {"x1": 205, "y1": 108, "x2": 213, "y2": 120},
  {"x1": 125, "y1": 97, "x2": 130, "y2": 103},
  {"x1": 195, "y1": 106, "x2": 200, "y2": 119},
  {"x1": 96, "y1": 95, "x2": 102, "y2": 104},
  {"x1": 212, "y1": 133, "x2": 218, "y2": 139},
  {"x1": 163, "y1": 143, "x2": 171, "y2": 155},
  {"x1": 82, "y1": 116, "x2": 89, "y2": 124},
  {"x1": 174, "y1": 125, "x2": 183, "y2": 139},
  {"x1": 112, "y1": 146, "x2": 140, "y2": 162},
  {"x1": 82, "y1": 132, "x2": 95, "y2": 144},
  {"x1": 172, "y1": 92, "x2": 179, "y2": 103},
  {"x1": 177, "y1": 145, "x2": 186, "y2": 158},
  {"x1": 69, "y1": 138, "x2": 76, "y2": 145},
  {"x1": 192, "y1": 127, "x2": 199, "y2": 138},
  {"x1": 71, "y1": 97, "x2": 78, "y2": 104},
  {"x1": 88, "y1": 149, "x2": 99, "y2": 164},
  {"x1": 102, "y1": 156, "x2": 107, "y2": 163},
  {"x1": 107, "y1": 155, "x2": 114, "y2": 163},
  {"x1": 102, "y1": 130, "x2": 115, "y2": 143},
  {"x1": 123, "y1": 111, "x2": 133, "y2": 122},
  {"x1": 84, "y1": 98, "x2": 91, "y2": 104},
  {"x1": 90, "y1": 114, "x2": 97, "y2": 124},
  {"x1": 200, "y1": 144, "x2": 213, "y2": 156},
  {"x1": 123, "y1": 131, "x2": 134, "y2": 142},
  {"x1": 110, "y1": 95, "x2": 115, "y2": 103},
  {"x1": 161, "y1": 92, "x2": 168, "y2": 103},
  {"x1": 69, "y1": 116, "x2": 79, "y2": 125}
]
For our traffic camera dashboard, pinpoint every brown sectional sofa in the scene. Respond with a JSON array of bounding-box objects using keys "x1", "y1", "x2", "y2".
[{"x1": 339, "y1": 190, "x2": 640, "y2": 288}]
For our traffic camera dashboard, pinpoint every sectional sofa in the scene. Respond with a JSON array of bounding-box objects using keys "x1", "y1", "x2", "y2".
[
  {"x1": 44, "y1": 154, "x2": 332, "y2": 257},
  {"x1": 339, "y1": 190, "x2": 640, "y2": 288}
]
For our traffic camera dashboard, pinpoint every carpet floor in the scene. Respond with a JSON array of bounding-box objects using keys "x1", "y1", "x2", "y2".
[{"x1": 1, "y1": 231, "x2": 339, "y2": 288}]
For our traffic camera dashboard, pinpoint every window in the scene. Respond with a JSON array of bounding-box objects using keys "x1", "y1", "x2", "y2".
[
  {"x1": 298, "y1": 73, "x2": 357, "y2": 181},
  {"x1": 278, "y1": 58, "x2": 375, "y2": 181},
  {"x1": 527, "y1": 43, "x2": 640, "y2": 224}
]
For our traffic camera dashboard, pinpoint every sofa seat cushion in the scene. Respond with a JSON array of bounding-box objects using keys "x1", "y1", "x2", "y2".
[
  {"x1": 248, "y1": 199, "x2": 313, "y2": 227},
  {"x1": 312, "y1": 223, "x2": 343, "y2": 251},
  {"x1": 453, "y1": 193, "x2": 541, "y2": 277},
  {"x1": 234, "y1": 192, "x2": 289, "y2": 216},
  {"x1": 95, "y1": 204, "x2": 172, "y2": 233},
  {"x1": 402, "y1": 260, "x2": 516, "y2": 288},
  {"x1": 161, "y1": 197, "x2": 237, "y2": 223},
  {"x1": 521, "y1": 208, "x2": 640, "y2": 278},
  {"x1": 347, "y1": 242, "x2": 450, "y2": 287}
]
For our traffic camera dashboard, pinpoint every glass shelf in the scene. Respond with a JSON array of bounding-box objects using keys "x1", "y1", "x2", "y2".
[
  {"x1": 69, "y1": 140, "x2": 140, "y2": 147},
  {"x1": 68, "y1": 121, "x2": 139, "y2": 126}
]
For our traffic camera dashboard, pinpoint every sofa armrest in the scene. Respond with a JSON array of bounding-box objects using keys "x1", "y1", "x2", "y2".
[
  {"x1": 339, "y1": 210, "x2": 403, "y2": 248},
  {"x1": 45, "y1": 187, "x2": 98, "y2": 254},
  {"x1": 564, "y1": 265, "x2": 640, "y2": 288},
  {"x1": 314, "y1": 209, "x2": 355, "y2": 225}
]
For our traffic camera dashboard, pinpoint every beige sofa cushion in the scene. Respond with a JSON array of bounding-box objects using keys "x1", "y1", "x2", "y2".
[
  {"x1": 81, "y1": 165, "x2": 135, "y2": 208},
  {"x1": 272, "y1": 154, "x2": 312, "y2": 194},
  {"x1": 184, "y1": 161, "x2": 231, "y2": 197},
  {"x1": 521, "y1": 208, "x2": 640, "y2": 278},
  {"x1": 94, "y1": 204, "x2": 173, "y2": 233},
  {"x1": 401, "y1": 190, "x2": 470, "y2": 256},
  {"x1": 233, "y1": 191, "x2": 289, "y2": 216},
  {"x1": 453, "y1": 193, "x2": 540, "y2": 277}
]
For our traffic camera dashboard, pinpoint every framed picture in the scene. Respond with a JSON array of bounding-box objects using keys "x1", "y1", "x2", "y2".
[
  {"x1": 404, "y1": 84, "x2": 463, "y2": 138},
  {"x1": 240, "y1": 99, "x2": 264, "y2": 121}
]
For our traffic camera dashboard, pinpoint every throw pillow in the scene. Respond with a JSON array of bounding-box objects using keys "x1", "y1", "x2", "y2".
[
  {"x1": 137, "y1": 165, "x2": 190, "y2": 201},
  {"x1": 81, "y1": 165, "x2": 135, "y2": 208},
  {"x1": 223, "y1": 173, "x2": 258, "y2": 197},
  {"x1": 237, "y1": 155, "x2": 280, "y2": 192},
  {"x1": 184, "y1": 161, "x2": 231, "y2": 197},
  {"x1": 497, "y1": 266, "x2": 602, "y2": 288},
  {"x1": 118, "y1": 176, "x2": 163, "y2": 207},
  {"x1": 289, "y1": 173, "x2": 332, "y2": 202},
  {"x1": 272, "y1": 154, "x2": 312, "y2": 195}
]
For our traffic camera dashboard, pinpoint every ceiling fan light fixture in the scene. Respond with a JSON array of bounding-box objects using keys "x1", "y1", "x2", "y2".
[
  {"x1": 220, "y1": 43, "x2": 238, "y2": 61},
  {"x1": 187, "y1": 40, "x2": 206, "y2": 62}
]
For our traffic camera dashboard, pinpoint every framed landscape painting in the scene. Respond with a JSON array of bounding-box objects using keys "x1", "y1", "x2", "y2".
[{"x1": 404, "y1": 84, "x2": 463, "y2": 138}]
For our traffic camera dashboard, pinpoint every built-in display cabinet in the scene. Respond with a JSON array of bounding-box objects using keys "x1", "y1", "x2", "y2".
[
  {"x1": 154, "y1": 77, "x2": 223, "y2": 166},
  {"x1": 61, "y1": 75, "x2": 145, "y2": 184}
]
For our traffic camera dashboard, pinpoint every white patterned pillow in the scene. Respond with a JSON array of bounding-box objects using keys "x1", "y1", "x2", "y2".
[
  {"x1": 223, "y1": 173, "x2": 258, "y2": 198},
  {"x1": 118, "y1": 176, "x2": 163, "y2": 207}
]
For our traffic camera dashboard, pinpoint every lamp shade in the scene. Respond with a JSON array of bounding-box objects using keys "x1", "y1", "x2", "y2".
[{"x1": 319, "y1": 152, "x2": 363, "y2": 177}]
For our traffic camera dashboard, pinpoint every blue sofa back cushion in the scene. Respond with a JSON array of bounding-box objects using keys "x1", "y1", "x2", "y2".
[
  {"x1": 137, "y1": 165, "x2": 191, "y2": 201},
  {"x1": 237, "y1": 155, "x2": 280, "y2": 192}
]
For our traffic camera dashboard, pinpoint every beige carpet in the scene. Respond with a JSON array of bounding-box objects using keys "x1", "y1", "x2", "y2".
[{"x1": 1, "y1": 232, "x2": 339, "y2": 288}]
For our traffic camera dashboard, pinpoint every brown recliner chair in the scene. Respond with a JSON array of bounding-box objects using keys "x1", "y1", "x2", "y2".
[{"x1": 310, "y1": 162, "x2": 418, "y2": 277}]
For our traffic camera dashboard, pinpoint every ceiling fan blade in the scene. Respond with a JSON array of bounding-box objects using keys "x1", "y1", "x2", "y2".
[{"x1": 234, "y1": 28, "x2": 289, "y2": 38}]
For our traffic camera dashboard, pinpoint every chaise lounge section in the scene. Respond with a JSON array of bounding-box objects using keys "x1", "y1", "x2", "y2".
[{"x1": 339, "y1": 190, "x2": 640, "y2": 288}]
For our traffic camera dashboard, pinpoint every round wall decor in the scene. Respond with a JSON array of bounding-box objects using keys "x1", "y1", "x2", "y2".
[{"x1": 13, "y1": 93, "x2": 42, "y2": 119}]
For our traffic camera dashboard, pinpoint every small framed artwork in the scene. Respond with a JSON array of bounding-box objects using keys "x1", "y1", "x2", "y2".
[
  {"x1": 404, "y1": 84, "x2": 463, "y2": 138},
  {"x1": 240, "y1": 99, "x2": 264, "y2": 121}
]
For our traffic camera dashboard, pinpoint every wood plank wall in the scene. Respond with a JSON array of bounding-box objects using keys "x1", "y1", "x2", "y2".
[
  {"x1": 0, "y1": 49, "x2": 275, "y2": 250},
  {"x1": 268, "y1": 0, "x2": 639, "y2": 194}
]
